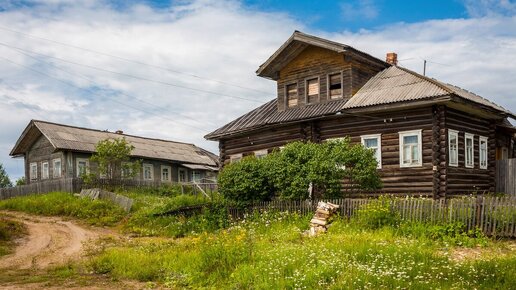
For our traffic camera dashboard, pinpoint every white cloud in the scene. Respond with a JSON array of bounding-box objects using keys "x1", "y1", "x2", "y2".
[
  {"x1": 462, "y1": 0, "x2": 516, "y2": 17},
  {"x1": 340, "y1": 0, "x2": 378, "y2": 21},
  {"x1": 0, "y1": 0, "x2": 515, "y2": 182}
]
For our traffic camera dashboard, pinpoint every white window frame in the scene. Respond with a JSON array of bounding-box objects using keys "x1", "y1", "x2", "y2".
[
  {"x1": 178, "y1": 168, "x2": 187, "y2": 182},
  {"x1": 121, "y1": 162, "x2": 132, "y2": 179},
  {"x1": 254, "y1": 149, "x2": 268, "y2": 159},
  {"x1": 465, "y1": 133, "x2": 474, "y2": 168},
  {"x1": 143, "y1": 163, "x2": 154, "y2": 181},
  {"x1": 230, "y1": 153, "x2": 243, "y2": 163},
  {"x1": 399, "y1": 129, "x2": 423, "y2": 168},
  {"x1": 161, "y1": 165, "x2": 171, "y2": 182},
  {"x1": 30, "y1": 162, "x2": 38, "y2": 180},
  {"x1": 361, "y1": 134, "x2": 382, "y2": 169},
  {"x1": 53, "y1": 158, "x2": 62, "y2": 178},
  {"x1": 479, "y1": 136, "x2": 488, "y2": 169},
  {"x1": 41, "y1": 161, "x2": 49, "y2": 179},
  {"x1": 192, "y1": 170, "x2": 201, "y2": 183},
  {"x1": 448, "y1": 130, "x2": 459, "y2": 167},
  {"x1": 76, "y1": 158, "x2": 89, "y2": 177}
]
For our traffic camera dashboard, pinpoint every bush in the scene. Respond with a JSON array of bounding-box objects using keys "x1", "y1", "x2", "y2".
[
  {"x1": 218, "y1": 156, "x2": 273, "y2": 206},
  {"x1": 219, "y1": 139, "x2": 382, "y2": 202},
  {"x1": 397, "y1": 222, "x2": 489, "y2": 247}
]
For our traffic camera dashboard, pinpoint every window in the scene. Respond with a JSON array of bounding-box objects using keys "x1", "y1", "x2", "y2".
[
  {"x1": 465, "y1": 133, "x2": 474, "y2": 168},
  {"x1": 399, "y1": 130, "x2": 422, "y2": 167},
  {"x1": 328, "y1": 72, "x2": 342, "y2": 100},
  {"x1": 161, "y1": 165, "x2": 171, "y2": 182},
  {"x1": 53, "y1": 158, "x2": 61, "y2": 178},
  {"x1": 143, "y1": 164, "x2": 154, "y2": 181},
  {"x1": 448, "y1": 130, "x2": 458, "y2": 167},
  {"x1": 230, "y1": 153, "x2": 243, "y2": 163},
  {"x1": 121, "y1": 162, "x2": 133, "y2": 179},
  {"x1": 306, "y1": 78, "x2": 319, "y2": 104},
  {"x1": 254, "y1": 149, "x2": 268, "y2": 159},
  {"x1": 286, "y1": 83, "x2": 298, "y2": 107},
  {"x1": 42, "y1": 162, "x2": 49, "y2": 179},
  {"x1": 30, "y1": 162, "x2": 37, "y2": 180},
  {"x1": 178, "y1": 168, "x2": 187, "y2": 182},
  {"x1": 479, "y1": 136, "x2": 488, "y2": 169},
  {"x1": 361, "y1": 134, "x2": 382, "y2": 169},
  {"x1": 192, "y1": 170, "x2": 201, "y2": 182},
  {"x1": 76, "y1": 158, "x2": 89, "y2": 177}
]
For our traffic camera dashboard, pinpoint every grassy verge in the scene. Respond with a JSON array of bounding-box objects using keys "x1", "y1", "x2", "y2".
[
  {"x1": 88, "y1": 211, "x2": 516, "y2": 289},
  {"x1": 0, "y1": 215, "x2": 27, "y2": 256},
  {"x1": 0, "y1": 192, "x2": 126, "y2": 226}
]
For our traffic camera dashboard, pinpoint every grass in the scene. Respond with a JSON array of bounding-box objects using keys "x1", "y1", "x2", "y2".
[
  {"x1": 0, "y1": 215, "x2": 27, "y2": 256},
  {"x1": 88, "y1": 211, "x2": 516, "y2": 289},
  {"x1": 2, "y1": 191, "x2": 515, "y2": 288},
  {"x1": 0, "y1": 192, "x2": 126, "y2": 226}
]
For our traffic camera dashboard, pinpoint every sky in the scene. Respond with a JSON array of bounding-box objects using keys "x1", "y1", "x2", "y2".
[{"x1": 0, "y1": 0, "x2": 515, "y2": 181}]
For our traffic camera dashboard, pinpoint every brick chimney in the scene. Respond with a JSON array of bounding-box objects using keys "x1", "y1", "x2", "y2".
[{"x1": 386, "y1": 52, "x2": 398, "y2": 65}]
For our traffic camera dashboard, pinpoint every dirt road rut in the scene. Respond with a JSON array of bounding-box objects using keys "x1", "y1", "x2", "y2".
[{"x1": 0, "y1": 212, "x2": 99, "y2": 270}]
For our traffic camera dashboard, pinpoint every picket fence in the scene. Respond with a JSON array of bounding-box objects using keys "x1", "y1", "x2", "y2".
[
  {"x1": 0, "y1": 177, "x2": 218, "y2": 200},
  {"x1": 229, "y1": 196, "x2": 516, "y2": 237}
]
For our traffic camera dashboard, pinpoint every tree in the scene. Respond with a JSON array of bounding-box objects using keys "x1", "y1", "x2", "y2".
[
  {"x1": 218, "y1": 139, "x2": 382, "y2": 202},
  {"x1": 0, "y1": 163, "x2": 12, "y2": 188},
  {"x1": 15, "y1": 176, "x2": 26, "y2": 186},
  {"x1": 88, "y1": 138, "x2": 141, "y2": 181}
]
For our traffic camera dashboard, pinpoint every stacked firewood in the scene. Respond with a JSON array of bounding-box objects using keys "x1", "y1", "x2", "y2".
[{"x1": 309, "y1": 201, "x2": 340, "y2": 236}]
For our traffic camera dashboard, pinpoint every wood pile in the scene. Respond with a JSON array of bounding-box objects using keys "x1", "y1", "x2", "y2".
[{"x1": 309, "y1": 201, "x2": 339, "y2": 236}]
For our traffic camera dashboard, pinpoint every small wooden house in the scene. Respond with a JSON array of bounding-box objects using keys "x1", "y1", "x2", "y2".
[
  {"x1": 11, "y1": 120, "x2": 219, "y2": 184},
  {"x1": 205, "y1": 31, "x2": 516, "y2": 198}
]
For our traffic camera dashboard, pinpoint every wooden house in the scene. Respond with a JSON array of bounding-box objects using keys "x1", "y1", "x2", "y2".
[
  {"x1": 10, "y1": 120, "x2": 219, "y2": 184},
  {"x1": 205, "y1": 31, "x2": 516, "y2": 198}
]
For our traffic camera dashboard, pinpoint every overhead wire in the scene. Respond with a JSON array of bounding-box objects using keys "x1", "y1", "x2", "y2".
[
  {"x1": 0, "y1": 25, "x2": 271, "y2": 95},
  {"x1": 0, "y1": 55, "x2": 212, "y2": 133},
  {"x1": 0, "y1": 42, "x2": 266, "y2": 104},
  {"x1": 3, "y1": 44, "x2": 214, "y2": 129}
]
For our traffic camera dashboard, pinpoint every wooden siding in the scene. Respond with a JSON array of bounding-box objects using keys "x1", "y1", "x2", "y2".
[
  {"x1": 445, "y1": 108, "x2": 494, "y2": 195},
  {"x1": 277, "y1": 46, "x2": 350, "y2": 111},
  {"x1": 221, "y1": 108, "x2": 435, "y2": 196},
  {"x1": 319, "y1": 107, "x2": 434, "y2": 196},
  {"x1": 25, "y1": 135, "x2": 64, "y2": 184}
]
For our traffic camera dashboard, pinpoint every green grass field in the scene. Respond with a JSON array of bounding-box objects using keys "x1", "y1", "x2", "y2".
[{"x1": 1, "y1": 191, "x2": 515, "y2": 289}]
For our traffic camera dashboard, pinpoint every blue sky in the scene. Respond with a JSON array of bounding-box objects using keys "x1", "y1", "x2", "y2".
[{"x1": 0, "y1": 0, "x2": 515, "y2": 181}]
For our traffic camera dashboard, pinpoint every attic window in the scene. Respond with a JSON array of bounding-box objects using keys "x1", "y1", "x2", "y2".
[
  {"x1": 286, "y1": 83, "x2": 298, "y2": 107},
  {"x1": 328, "y1": 72, "x2": 343, "y2": 100},
  {"x1": 306, "y1": 78, "x2": 319, "y2": 104}
]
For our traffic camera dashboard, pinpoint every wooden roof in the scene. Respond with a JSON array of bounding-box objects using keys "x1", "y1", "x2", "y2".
[
  {"x1": 206, "y1": 66, "x2": 515, "y2": 140},
  {"x1": 256, "y1": 31, "x2": 389, "y2": 80},
  {"x1": 11, "y1": 120, "x2": 218, "y2": 167}
]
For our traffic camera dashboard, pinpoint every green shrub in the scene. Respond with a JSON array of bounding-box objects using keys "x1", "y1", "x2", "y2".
[
  {"x1": 0, "y1": 192, "x2": 126, "y2": 226},
  {"x1": 397, "y1": 221, "x2": 489, "y2": 247},
  {"x1": 0, "y1": 216, "x2": 27, "y2": 256},
  {"x1": 219, "y1": 139, "x2": 382, "y2": 203},
  {"x1": 354, "y1": 197, "x2": 400, "y2": 229},
  {"x1": 218, "y1": 156, "x2": 273, "y2": 206}
]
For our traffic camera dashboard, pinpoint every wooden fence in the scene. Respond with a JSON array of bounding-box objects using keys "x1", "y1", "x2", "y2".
[
  {"x1": 0, "y1": 178, "x2": 218, "y2": 200},
  {"x1": 496, "y1": 159, "x2": 516, "y2": 196},
  {"x1": 229, "y1": 196, "x2": 516, "y2": 237}
]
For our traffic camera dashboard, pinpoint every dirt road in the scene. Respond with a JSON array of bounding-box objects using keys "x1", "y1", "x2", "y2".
[{"x1": 0, "y1": 211, "x2": 99, "y2": 270}]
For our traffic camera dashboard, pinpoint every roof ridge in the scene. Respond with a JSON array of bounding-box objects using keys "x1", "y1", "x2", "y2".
[
  {"x1": 31, "y1": 119, "x2": 197, "y2": 147},
  {"x1": 393, "y1": 66, "x2": 455, "y2": 95}
]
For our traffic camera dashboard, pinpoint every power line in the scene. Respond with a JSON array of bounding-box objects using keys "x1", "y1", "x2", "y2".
[
  {"x1": 5, "y1": 45, "x2": 212, "y2": 128},
  {"x1": 0, "y1": 56, "x2": 212, "y2": 133},
  {"x1": 0, "y1": 25, "x2": 271, "y2": 95},
  {"x1": 0, "y1": 42, "x2": 265, "y2": 104}
]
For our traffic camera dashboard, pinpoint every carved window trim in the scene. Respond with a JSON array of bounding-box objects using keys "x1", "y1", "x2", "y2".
[
  {"x1": 465, "y1": 133, "x2": 474, "y2": 168},
  {"x1": 448, "y1": 129, "x2": 459, "y2": 167}
]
